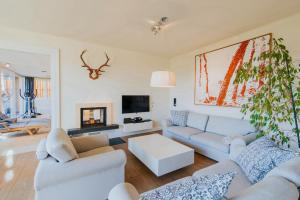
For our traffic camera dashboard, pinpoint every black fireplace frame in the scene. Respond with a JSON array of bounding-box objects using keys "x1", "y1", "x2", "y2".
[{"x1": 80, "y1": 107, "x2": 107, "y2": 128}]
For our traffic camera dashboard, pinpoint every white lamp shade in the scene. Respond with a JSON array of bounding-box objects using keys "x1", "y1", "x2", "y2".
[{"x1": 150, "y1": 71, "x2": 176, "y2": 87}]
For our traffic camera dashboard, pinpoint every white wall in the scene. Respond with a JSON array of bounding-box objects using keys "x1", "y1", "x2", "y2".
[
  {"x1": 169, "y1": 13, "x2": 300, "y2": 119},
  {"x1": 0, "y1": 27, "x2": 170, "y2": 129}
]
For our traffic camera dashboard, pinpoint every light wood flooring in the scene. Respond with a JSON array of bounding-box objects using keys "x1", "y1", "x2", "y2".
[{"x1": 0, "y1": 131, "x2": 216, "y2": 200}]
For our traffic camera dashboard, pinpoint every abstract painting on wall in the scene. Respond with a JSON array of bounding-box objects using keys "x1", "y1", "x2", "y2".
[{"x1": 194, "y1": 33, "x2": 272, "y2": 107}]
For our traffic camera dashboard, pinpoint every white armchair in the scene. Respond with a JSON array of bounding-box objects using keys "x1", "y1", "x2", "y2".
[{"x1": 34, "y1": 129, "x2": 126, "y2": 200}]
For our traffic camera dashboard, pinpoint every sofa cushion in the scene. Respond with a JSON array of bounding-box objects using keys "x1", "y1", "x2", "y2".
[
  {"x1": 186, "y1": 112, "x2": 209, "y2": 131},
  {"x1": 193, "y1": 159, "x2": 251, "y2": 199},
  {"x1": 46, "y1": 128, "x2": 79, "y2": 163},
  {"x1": 230, "y1": 176, "x2": 299, "y2": 200},
  {"x1": 266, "y1": 156, "x2": 300, "y2": 187},
  {"x1": 170, "y1": 110, "x2": 189, "y2": 126},
  {"x1": 167, "y1": 126, "x2": 203, "y2": 139},
  {"x1": 206, "y1": 115, "x2": 255, "y2": 137},
  {"x1": 78, "y1": 146, "x2": 114, "y2": 158},
  {"x1": 36, "y1": 138, "x2": 48, "y2": 160},
  {"x1": 235, "y1": 136, "x2": 298, "y2": 184},
  {"x1": 141, "y1": 172, "x2": 235, "y2": 200},
  {"x1": 191, "y1": 133, "x2": 229, "y2": 153}
]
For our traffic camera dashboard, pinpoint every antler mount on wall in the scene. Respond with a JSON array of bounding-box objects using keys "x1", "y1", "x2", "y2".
[{"x1": 80, "y1": 50, "x2": 111, "y2": 80}]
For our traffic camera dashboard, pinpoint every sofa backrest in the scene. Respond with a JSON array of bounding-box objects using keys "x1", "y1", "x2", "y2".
[
  {"x1": 205, "y1": 115, "x2": 256, "y2": 137},
  {"x1": 187, "y1": 112, "x2": 209, "y2": 131}
]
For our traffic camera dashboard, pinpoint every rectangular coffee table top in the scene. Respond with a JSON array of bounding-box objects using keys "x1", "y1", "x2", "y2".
[{"x1": 128, "y1": 134, "x2": 193, "y2": 159}]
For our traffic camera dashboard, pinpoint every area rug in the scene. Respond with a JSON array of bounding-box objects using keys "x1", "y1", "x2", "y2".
[{"x1": 109, "y1": 137, "x2": 126, "y2": 146}]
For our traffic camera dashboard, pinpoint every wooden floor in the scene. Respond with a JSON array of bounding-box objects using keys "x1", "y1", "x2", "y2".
[{"x1": 0, "y1": 131, "x2": 216, "y2": 200}]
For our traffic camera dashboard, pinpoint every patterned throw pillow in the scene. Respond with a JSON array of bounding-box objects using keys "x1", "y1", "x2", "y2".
[
  {"x1": 235, "y1": 136, "x2": 298, "y2": 184},
  {"x1": 140, "y1": 172, "x2": 235, "y2": 200},
  {"x1": 170, "y1": 110, "x2": 189, "y2": 126}
]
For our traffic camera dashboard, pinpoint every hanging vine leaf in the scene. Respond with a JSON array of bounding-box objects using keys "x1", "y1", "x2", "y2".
[{"x1": 234, "y1": 37, "x2": 300, "y2": 147}]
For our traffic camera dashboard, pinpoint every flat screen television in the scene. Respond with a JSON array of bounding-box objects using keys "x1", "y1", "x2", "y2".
[{"x1": 122, "y1": 95, "x2": 150, "y2": 114}]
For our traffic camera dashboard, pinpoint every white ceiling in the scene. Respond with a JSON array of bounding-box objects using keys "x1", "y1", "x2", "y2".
[
  {"x1": 0, "y1": 0, "x2": 299, "y2": 57},
  {"x1": 0, "y1": 48, "x2": 50, "y2": 78}
]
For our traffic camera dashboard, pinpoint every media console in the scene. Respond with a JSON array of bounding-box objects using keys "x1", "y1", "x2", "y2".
[{"x1": 123, "y1": 119, "x2": 153, "y2": 132}]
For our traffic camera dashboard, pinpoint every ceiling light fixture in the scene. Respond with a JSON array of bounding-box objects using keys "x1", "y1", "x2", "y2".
[
  {"x1": 4, "y1": 63, "x2": 10, "y2": 68},
  {"x1": 151, "y1": 17, "x2": 168, "y2": 35}
]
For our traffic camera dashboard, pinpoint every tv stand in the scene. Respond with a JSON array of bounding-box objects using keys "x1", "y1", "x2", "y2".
[{"x1": 123, "y1": 119, "x2": 153, "y2": 132}]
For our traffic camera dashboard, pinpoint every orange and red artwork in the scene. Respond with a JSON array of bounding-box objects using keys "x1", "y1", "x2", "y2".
[{"x1": 194, "y1": 33, "x2": 272, "y2": 107}]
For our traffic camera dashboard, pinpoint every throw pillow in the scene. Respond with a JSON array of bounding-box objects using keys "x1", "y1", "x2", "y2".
[
  {"x1": 140, "y1": 172, "x2": 235, "y2": 200},
  {"x1": 46, "y1": 128, "x2": 79, "y2": 163},
  {"x1": 170, "y1": 110, "x2": 188, "y2": 126},
  {"x1": 235, "y1": 136, "x2": 298, "y2": 184}
]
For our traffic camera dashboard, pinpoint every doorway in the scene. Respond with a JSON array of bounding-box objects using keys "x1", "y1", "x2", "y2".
[{"x1": 0, "y1": 45, "x2": 60, "y2": 154}]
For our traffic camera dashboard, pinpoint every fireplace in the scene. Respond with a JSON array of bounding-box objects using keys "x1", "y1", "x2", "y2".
[{"x1": 80, "y1": 107, "x2": 107, "y2": 128}]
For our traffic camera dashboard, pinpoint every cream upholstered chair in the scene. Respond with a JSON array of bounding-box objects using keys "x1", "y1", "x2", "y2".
[{"x1": 34, "y1": 128, "x2": 126, "y2": 200}]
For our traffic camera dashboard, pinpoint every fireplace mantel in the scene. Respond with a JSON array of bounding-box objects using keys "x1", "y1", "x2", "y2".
[{"x1": 75, "y1": 102, "x2": 112, "y2": 128}]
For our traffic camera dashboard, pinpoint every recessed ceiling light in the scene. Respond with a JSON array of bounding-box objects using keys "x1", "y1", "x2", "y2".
[{"x1": 4, "y1": 63, "x2": 10, "y2": 68}]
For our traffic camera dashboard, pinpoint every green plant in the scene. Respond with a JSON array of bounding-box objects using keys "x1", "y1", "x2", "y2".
[{"x1": 234, "y1": 37, "x2": 300, "y2": 148}]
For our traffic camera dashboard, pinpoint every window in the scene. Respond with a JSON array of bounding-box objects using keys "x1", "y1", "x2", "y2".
[
  {"x1": 0, "y1": 69, "x2": 15, "y2": 117},
  {"x1": 34, "y1": 78, "x2": 51, "y2": 98}
]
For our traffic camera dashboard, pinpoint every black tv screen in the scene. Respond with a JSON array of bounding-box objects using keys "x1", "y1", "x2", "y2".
[{"x1": 122, "y1": 95, "x2": 150, "y2": 114}]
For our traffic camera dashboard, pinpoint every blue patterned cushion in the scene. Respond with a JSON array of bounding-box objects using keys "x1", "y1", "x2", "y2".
[
  {"x1": 235, "y1": 136, "x2": 298, "y2": 184},
  {"x1": 170, "y1": 110, "x2": 188, "y2": 126},
  {"x1": 140, "y1": 172, "x2": 235, "y2": 200}
]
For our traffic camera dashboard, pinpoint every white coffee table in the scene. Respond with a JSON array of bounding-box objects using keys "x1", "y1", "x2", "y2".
[{"x1": 128, "y1": 134, "x2": 194, "y2": 176}]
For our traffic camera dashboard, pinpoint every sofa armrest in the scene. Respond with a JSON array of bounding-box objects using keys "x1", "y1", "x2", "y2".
[
  {"x1": 224, "y1": 132, "x2": 258, "y2": 146},
  {"x1": 241, "y1": 132, "x2": 258, "y2": 145},
  {"x1": 71, "y1": 133, "x2": 109, "y2": 153},
  {"x1": 108, "y1": 183, "x2": 140, "y2": 200},
  {"x1": 34, "y1": 149, "x2": 126, "y2": 191},
  {"x1": 229, "y1": 138, "x2": 246, "y2": 161},
  {"x1": 161, "y1": 118, "x2": 172, "y2": 130}
]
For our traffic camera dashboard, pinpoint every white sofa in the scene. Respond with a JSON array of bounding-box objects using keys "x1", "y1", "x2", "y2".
[
  {"x1": 34, "y1": 128, "x2": 127, "y2": 200},
  {"x1": 108, "y1": 138, "x2": 300, "y2": 200},
  {"x1": 162, "y1": 112, "x2": 257, "y2": 161}
]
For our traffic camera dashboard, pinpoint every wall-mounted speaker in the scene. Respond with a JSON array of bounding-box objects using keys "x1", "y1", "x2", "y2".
[{"x1": 173, "y1": 98, "x2": 177, "y2": 107}]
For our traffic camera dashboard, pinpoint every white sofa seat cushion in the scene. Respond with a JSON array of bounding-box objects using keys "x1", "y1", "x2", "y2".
[
  {"x1": 206, "y1": 116, "x2": 255, "y2": 137},
  {"x1": 186, "y1": 112, "x2": 209, "y2": 131},
  {"x1": 166, "y1": 126, "x2": 203, "y2": 139},
  {"x1": 191, "y1": 133, "x2": 229, "y2": 153},
  {"x1": 78, "y1": 146, "x2": 114, "y2": 158},
  {"x1": 46, "y1": 128, "x2": 79, "y2": 163},
  {"x1": 193, "y1": 159, "x2": 251, "y2": 199}
]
